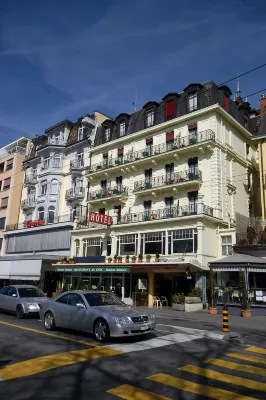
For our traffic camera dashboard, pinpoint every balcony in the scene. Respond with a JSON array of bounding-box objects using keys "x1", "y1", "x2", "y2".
[
  {"x1": 65, "y1": 187, "x2": 85, "y2": 201},
  {"x1": 5, "y1": 213, "x2": 74, "y2": 232},
  {"x1": 117, "y1": 203, "x2": 214, "y2": 225},
  {"x1": 88, "y1": 186, "x2": 128, "y2": 203},
  {"x1": 24, "y1": 173, "x2": 38, "y2": 186},
  {"x1": 70, "y1": 159, "x2": 84, "y2": 174},
  {"x1": 21, "y1": 197, "x2": 36, "y2": 210},
  {"x1": 87, "y1": 130, "x2": 215, "y2": 175},
  {"x1": 133, "y1": 169, "x2": 202, "y2": 194}
]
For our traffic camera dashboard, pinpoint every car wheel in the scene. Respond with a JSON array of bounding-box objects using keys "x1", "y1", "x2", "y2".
[
  {"x1": 44, "y1": 311, "x2": 56, "y2": 331},
  {"x1": 16, "y1": 305, "x2": 24, "y2": 319},
  {"x1": 94, "y1": 318, "x2": 110, "y2": 342}
]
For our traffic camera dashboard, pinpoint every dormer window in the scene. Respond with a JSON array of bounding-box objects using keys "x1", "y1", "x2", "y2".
[
  {"x1": 188, "y1": 91, "x2": 197, "y2": 112},
  {"x1": 119, "y1": 121, "x2": 126, "y2": 137},
  {"x1": 146, "y1": 109, "x2": 154, "y2": 127},
  {"x1": 105, "y1": 127, "x2": 111, "y2": 142}
]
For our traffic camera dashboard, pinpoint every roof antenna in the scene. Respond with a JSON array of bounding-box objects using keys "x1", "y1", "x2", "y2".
[
  {"x1": 235, "y1": 76, "x2": 241, "y2": 100},
  {"x1": 132, "y1": 90, "x2": 138, "y2": 112}
]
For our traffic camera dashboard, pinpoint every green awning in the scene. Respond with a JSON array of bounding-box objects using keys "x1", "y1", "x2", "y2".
[{"x1": 55, "y1": 266, "x2": 131, "y2": 273}]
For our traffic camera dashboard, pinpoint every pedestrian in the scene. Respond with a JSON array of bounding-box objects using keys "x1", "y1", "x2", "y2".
[{"x1": 115, "y1": 282, "x2": 122, "y2": 299}]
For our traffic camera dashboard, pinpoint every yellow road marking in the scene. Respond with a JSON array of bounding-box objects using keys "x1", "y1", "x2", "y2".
[
  {"x1": 0, "y1": 319, "x2": 96, "y2": 347},
  {"x1": 107, "y1": 384, "x2": 172, "y2": 400},
  {"x1": 227, "y1": 353, "x2": 266, "y2": 365},
  {"x1": 180, "y1": 365, "x2": 266, "y2": 392},
  {"x1": 245, "y1": 347, "x2": 266, "y2": 355},
  {"x1": 0, "y1": 347, "x2": 123, "y2": 381},
  {"x1": 206, "y1": 359, "x2": 266, "y2": 377},
  {"x1": 148, "y1": 373, "x2": 256, "y2": 400}
]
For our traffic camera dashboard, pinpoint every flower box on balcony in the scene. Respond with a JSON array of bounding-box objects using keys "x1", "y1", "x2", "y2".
[{"x1": 96, "y1": 193, "x2": 101, "y2": 199}]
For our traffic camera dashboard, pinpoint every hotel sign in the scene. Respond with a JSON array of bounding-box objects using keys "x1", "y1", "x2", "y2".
[
  {"x1": 55, "y1": 267, "x2": 130, "y2": 273},
  {"x1": 88, "y1": 212, "x2": 113, "y2": 226}
]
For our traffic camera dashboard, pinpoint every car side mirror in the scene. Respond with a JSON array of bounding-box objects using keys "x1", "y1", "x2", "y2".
[
  {"x1": 12, "y1": 294, "x2": 17, "y2": 297},
  {"x1": 76, "y1": 303, "x2": 85, "y2": 309}
]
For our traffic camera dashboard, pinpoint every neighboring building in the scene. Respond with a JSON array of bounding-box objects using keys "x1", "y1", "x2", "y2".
[
  {"x1": 64, "y1": 81, "x2": 260, "y2": 306},
  {"x1": 0, "y1": 137, "x2": 31, "y2": 256},
  {"x1": 1, "y1": 112, "x2": 108, "y2": 290}
]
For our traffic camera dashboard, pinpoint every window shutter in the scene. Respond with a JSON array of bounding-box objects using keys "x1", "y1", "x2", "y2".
[
  {"x1": 118, "y1": 147, "x2": 124, "y2": 156},
  {"x1": 146, "y1": 138, "x2": 153, "y2": 144},
  {"x1": 224, "y1": 95, "x2": 230, "y2": 112},
  {"x1": 166, "y1": 100, "x2": 175, "y2": 120},
  {"x1": 166, "y1": 131, "x2": 174, "y2": 142},
  {"x1": 188, "y1": 124, "x2": 197, "y2": 130}
]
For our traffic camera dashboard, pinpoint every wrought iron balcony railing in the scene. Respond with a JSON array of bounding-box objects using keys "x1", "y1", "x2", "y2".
[
  {"x1": 89, "y1": 186, "x2": 128, "y2": 201},
  {"x1": 21, "y1": 197, "x2": 36, "y2": 209},
  {"x1": 133, "y1": 169, "x2": 202, "y2": 192},
  {"x1": 87, "y1": 130, "x2": 215, "y2": 173},
  {"x1": 117, "y1": 204, "x2": 214, "y2": 224},
  {"x1": 65, "y1": 187, "x2": 85, "y2": 200}
]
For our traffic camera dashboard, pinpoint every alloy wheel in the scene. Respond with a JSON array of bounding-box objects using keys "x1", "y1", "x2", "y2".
[{"x1": 94, "y1": 320, "x2": 109, "y2": 342}]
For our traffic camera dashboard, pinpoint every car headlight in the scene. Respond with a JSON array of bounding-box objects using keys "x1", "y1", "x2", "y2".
[
  {"x1": 115, "y1": 317, "x2": 131, "y2": 325},
  {"x1": 27, "y1": 303, "x2": 39, "y2": 309},
  {"x1": 149, "y1": 314, "x2": 155, "y2": 320}
]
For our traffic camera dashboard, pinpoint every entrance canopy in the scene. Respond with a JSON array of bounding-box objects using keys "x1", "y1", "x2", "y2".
[{"x1": 210, "y1": 254, "x2": 266, "y2": 272}]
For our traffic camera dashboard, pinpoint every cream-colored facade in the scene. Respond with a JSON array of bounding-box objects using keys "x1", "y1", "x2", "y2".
[
  {"x1": 0, "y1": 138, "x2": 31, "y2": 255},
  {"x1": 71, "y1": 103, "x2": 259, "y2": 270}
]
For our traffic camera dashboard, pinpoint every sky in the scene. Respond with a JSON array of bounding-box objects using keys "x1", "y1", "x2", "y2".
[{"x1": 0, "y1": 0, "x2": 266, "y2": 146}]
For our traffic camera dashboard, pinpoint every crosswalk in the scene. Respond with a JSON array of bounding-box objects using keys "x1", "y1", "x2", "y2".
[{"x1": 107, "y1": 346, "x2": 266, "y2": 399}]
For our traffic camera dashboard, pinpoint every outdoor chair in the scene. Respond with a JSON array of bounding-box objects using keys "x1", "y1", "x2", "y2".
[
  {"x1": 160, "y1": 296, "x2": 168, "y2": 306},
  {"x1": 153, "y1": 296, "x2": 162, "y2": 309}
]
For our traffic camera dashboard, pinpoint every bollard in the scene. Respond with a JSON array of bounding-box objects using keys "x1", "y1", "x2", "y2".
[{"x1": 222, "y1": 306, "x2": 229, "y2": 332}]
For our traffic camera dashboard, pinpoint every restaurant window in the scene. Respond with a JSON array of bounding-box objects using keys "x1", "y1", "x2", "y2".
[
  {"x1": 38, "y1": 207, "x2": 45, "y2": 221},
  {"x1": 221, "y1": 236, "x2": 233, "y2": 256},
  {"x1": 0, "y1": 217, "x2": 6, "y2": 229},
  {"x1": 141, "y1": 232, "x2": 165, "y2": 255},
  {"x1": 169, "y1": 229, "x2": 198, "y2": 254},
  {"x1": 48, "y1": 206, "x2": 55, "y2": 224},
  {"x1": 188, "y1": 191, "x2": 198, "y2": 214},
  {"x1": 165, "y1": 99, "x2": 175, "y2": 121},
  {"x1": 119, "y1": 121, "x2": 126, "y2": 137},
  {"x1": 188, "y1": 91, "x2": 197, "y2": 112},
  {"x1": 216, "y1": 271, "x2": 239, "y2": 288},
  {"x1": 119, "y1": 234, "x2": 138, "y2": 256},
  {"x1": 104, "y1": 127, "x2": 111, "y2": 142},
  {"x1": 146, "y1": 109, "x2": 154, "y2": 127},
  {"x1": 75, "y1": 239, "x2": 80, "y2": 257},
  {"x1": 83, "y1": 238, "x2": 102, "y2": 257}
]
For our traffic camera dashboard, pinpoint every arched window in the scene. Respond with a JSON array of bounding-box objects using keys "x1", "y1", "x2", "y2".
[
  {"x1": 51, "y1": 179, "x2": 58, "y2": 194},
  {"x1": 38, "y1": 207, "x2": 45, "y2": 221},
  {"x1": 48, "y1": 206, "x2": 55, "y2": 224},
  {"x1": 75, "y1": 239, "x2": 80, "y2": 257},
  {"x1": 53, "y1": 154, "x2": 61, "y2": 169}
]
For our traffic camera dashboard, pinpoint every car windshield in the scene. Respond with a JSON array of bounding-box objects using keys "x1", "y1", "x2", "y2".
[
  {"x1": 18, "y1": 287, "x2": 46, "y2": 298},
  {"x1": 84, "y1": 292, "x2": 124, "y2": 307}
]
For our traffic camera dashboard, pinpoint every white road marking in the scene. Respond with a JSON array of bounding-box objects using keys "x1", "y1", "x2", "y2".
[
  {"x1": 105, "y1": 333, "x2": 200, "y2": 353},
  {"x1": 157, "y1": 324, "x2": 224, "y2": 340}
]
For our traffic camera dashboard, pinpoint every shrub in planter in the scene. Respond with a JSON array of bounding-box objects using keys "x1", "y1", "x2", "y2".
[
  {"x1": 125, "y1": 255, "x2": 130, "y2": 263},
  {"x1": 172, "y1": 293, "x2": 185, "y2": 311},
  {"x1": 62, "y1": 281, "x2": 68, "y2": 293},
  {"x1": 189, "y1": 287, "x2": 203, "y2": 301},
  {"x1": 239, "y1": 269, "x2": 252, "y2": 318},
  {"x1": 118, "y1": 256, "x2": 122, "y2": 264},
  {"x1": 76, "y1": 279, "x2": 83, "y2": 290},
  {"x1": 155, "y1": 253, "x2": 160, "y2": 262},
  {"x1": 138, "y1": 253, "x2": 143, "y2": 263},
  {"x1": 146, "y1": 254, "x2": 151, "y2": 262},
  {"x1": 107, "y1": 257, "x2": 112, "y2": 264},
  {"x1": 131, "y1": 255, "x2": 136, "y2": 263},
  {"x1": 97, "y1": 281, "x2": 102, "y2": 290},
  {"x1": 113, "y1": 255, "x2": 117, "y2": 263},
  {"x1": 86, "y1": 281, "x2": 92, "y2": 290}
]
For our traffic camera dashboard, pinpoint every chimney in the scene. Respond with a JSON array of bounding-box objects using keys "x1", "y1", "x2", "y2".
[{"x1": 260, "y1": 94, "x2": 266, "y2": 117}]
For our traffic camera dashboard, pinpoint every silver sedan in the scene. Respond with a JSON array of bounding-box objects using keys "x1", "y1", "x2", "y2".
[
  {"x1": 0, "y1": 285, "x2": 48, "y2": 318},
  {"x1": 40, "y1": 290, "x2": 156, "y2": 342}
]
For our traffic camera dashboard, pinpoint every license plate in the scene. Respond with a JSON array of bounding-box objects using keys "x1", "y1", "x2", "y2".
[{"x1": 141, "y1": 326, "x2": 148, "y2": 331}]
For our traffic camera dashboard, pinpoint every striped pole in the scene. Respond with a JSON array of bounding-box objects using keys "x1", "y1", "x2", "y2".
[{"x1": 222, "y1": 306, "x2": 229, "y2": 332}]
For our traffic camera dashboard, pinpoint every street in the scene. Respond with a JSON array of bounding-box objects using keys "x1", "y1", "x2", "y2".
[{"x1": 0, "y1": 312, "x2": 266, "y2": 399}]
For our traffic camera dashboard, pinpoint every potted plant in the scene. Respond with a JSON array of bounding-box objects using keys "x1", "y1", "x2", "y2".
[
  {"x1": 86, "y1": 281, "x2": 92, "y2": 290},
  {"x1": 107, "y1": 257, "x2": 112, "y2": 264},
  {"x1": 76, "y1": 279, "x2": 83, "y2": 290},
  {"x1": 113, "y1": 255, "x2": 117, "y2": 263},
  {"x1": 62, "y1": 281, "x2": 68, "y2": 292},
  {"x1": 155, "y1": 253, "x2": 160, "y2": 262},
  {"x1": 172, "y1": 293, "x2": 185, "y2": 311},
  {"x1": 208, "y1": 268, "x2": 218, "y2": 314},
  {"x1": 60, "y1": 258, "x2": 64, "y2": 264},
  {"x1": 125, "y1": 255, "x2": 130, "y2": 263},
  {"x1": 69, "y1": 257, "x2": 75, "y2": 264},
  {"x1": 63, "y1": 257, "x2": 68, "y2": 264},
  {"x1": 138, "y1": 253, "x2": 143, "y2": 263},
  {"x1": 131, "y1": 255, "x2": 136, "y2": 263},
  {"x1": 97, "y1": 281, "x2": 102, "y2": 290},
  {"x1": 146, "y1": 254, "x2": 151, "y2": 262},
  {"x1": 70, "y1": 281, "x2": 76, "y2": 290},
  {"x1": 239, "y1": 269, "x2": 252, "y2": 318},
  {"x1": 118, "y1": 256, "x2": 122, "y2": 264}
]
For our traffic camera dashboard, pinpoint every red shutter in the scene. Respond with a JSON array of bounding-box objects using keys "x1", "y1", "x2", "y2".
[
  {"x1": 166, "y1": 100, "x2": 175, "y2": 120},
  {"x1": 118, "y1": 147, "x2": 124, "y2": 156},
  {"x1": 224, "y1": 95, "x2": 230, "y2": 112},
  {"x1": 146, "y1": 138, "x2": 153, "y2": 144},
  {"x1": 188, "y1": 124, "x2": 197, "y2": 130},
  {"x1": 166, "y1": 131, "x2": 174, "y2": 142}
]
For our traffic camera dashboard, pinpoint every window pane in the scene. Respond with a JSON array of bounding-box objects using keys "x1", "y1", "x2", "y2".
[
  {"x1": 173, "y1": 239, "x2": 193, "y2": 253},
  {"x1": 120, "y1": 243, "x2": 135, "y2": 255},
  {"x1": 145, "y1": 241, "x2": 162, "y2": 254},
  {"x1": 222, "y1": 246, "x2": 227, "y2": 255}
]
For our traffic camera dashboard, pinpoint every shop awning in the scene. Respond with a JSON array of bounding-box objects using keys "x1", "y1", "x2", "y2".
[
  {"x1": 7, "y1": 259, "x2": 42, "y2": 280},
  {"x1": 210, "y1": 254, "x2": 266, "y2": 270}
]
